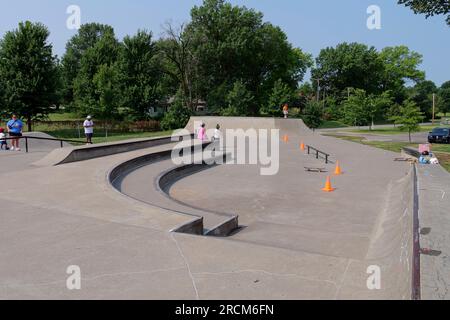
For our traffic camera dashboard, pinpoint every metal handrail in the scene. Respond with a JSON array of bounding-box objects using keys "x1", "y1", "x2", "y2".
[
  {"x1": 2, "y1": 136, "x2": 86, "y2": 153},
  {"x1": 306, "y1": 145, "x2": 331, "y2": 164}
]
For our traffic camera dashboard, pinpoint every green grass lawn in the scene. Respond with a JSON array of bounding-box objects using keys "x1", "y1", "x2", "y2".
[
  {"x1": 45, "y1": 112, "x2": 84, "y2": 121},
  {"x1": 348, "y1": 125, "x2": 443, "y2": 135},
  {"x1": 327, "y1": 134, "x2": 450, "y2": 173},
  {"x1": 319, "y1": 121, "x2": 349, "y2": 129}
]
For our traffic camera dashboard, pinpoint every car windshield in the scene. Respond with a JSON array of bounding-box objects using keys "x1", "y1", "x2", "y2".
[{"x1": 432, "y1": 128, "x2": 449, "y2": 134}]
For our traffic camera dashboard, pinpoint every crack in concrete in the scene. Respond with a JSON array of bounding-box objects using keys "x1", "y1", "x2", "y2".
[
  {"x1": 192, "y1": 269, "x2": 339, "y2": 289},
  {"x1": 170, "y1": 234, "x2": 199, "y2": 300},
  {"x1": 1, "y1": 267, "x2": 187, "y2": 289},
  {"x1": 333, "y1": 259, "x2": 352, "y2": 300}
]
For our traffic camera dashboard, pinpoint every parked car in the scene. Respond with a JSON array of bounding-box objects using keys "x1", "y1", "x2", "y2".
[{"x1": 428, "y1": 127, "x2": 450, "y2": 144}]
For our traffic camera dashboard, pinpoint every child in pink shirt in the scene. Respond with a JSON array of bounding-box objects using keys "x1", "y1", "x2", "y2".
[{"x1": 197, "y1": 123, "x2": 207, "y2": 141}]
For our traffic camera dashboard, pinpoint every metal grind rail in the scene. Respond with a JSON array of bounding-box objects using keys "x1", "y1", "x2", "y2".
[
  {"x1": 306, "y1": 145, "x2": 331, "y2": 164},
  {"x1": 3, "y1": 136, "x2": 86, "y2": 153}
]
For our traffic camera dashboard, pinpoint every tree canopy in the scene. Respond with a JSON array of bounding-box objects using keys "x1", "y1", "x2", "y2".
[
  {"x1": 398, "y1": 0, "x2": 450, "y2": 26},
  {"x1": 0, "y1": 21, "x2": 60, "y2": 130}
]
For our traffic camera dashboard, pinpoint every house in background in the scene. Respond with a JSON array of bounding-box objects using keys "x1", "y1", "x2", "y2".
[{"x1": 148, "y1": 97, "x2": 208, "y2": 118}]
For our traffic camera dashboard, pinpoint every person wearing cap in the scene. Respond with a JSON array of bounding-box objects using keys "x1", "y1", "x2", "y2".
[{"x1": 83, "y1": 116, "x2": 94, "y2": 144}]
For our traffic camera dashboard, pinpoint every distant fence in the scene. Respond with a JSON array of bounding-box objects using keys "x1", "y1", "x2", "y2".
[{"x1": 31, "y1": 120, "x2": 161, "y2": 132}]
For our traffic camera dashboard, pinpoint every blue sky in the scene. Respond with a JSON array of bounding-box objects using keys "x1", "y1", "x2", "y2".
[{"x1": 0, "y1": 0, "x2": 449, "y2": 86}]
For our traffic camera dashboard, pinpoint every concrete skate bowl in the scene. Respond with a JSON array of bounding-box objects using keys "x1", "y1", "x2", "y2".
[
  {"x1": 107, "y1": 116, "x2": 418, "y2": 299},
  {"x1": 108, "y1": 141, "x2": 239, "y2": 237},
  {"x1": 170, "y1": 117, "x2": 419, "y2": 299}
]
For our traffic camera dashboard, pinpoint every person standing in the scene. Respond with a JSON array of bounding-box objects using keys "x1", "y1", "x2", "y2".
[
  {"x1": 83, "y1": 116, "x2": 94, "y2": 145},
  {"x1": 7, "y1": 115, "x2": 23, "y2": 151},
  {"x1": 0, "y1": 128, "x2": 9, "y2": 150},
  {"x1": 212, "y1": 124, "x2": 221, "y2": 142},
  {"x1": 283, "y1": 104, "x2": 289, "y2": 119},
  {"x1": 197, "y1": 123, "x2": 207, "y2": 141}
]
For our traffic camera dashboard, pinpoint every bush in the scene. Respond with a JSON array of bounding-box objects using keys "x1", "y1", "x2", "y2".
[
  {"x1": 302, "y1": 100, "x2": 324, "y2": 130},
  {"x1": 220, "y1": 80, "x2": 254, "y2": 116},
  {"x1": 160, "y1": 97, "x2": 192, "y2": 130}
]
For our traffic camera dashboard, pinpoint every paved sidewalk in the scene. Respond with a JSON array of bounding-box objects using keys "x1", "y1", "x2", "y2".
[{"x1": 418, "y1": 165, "x2": 450, "y2": 300}]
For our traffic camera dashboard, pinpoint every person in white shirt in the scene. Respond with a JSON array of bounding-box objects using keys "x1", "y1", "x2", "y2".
[
  {"x1": 0, "y1": 127, "x2": 9, "y2": 150},
  {"x1": 213, "y1": 124, "x2": 221, "y2": 142},
  {"x1": 83, "y1": 116, "x2": 94, "y2": 145}
]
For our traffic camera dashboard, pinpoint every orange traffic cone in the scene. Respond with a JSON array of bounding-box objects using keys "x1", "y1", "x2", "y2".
[
  {"x1": 334, "y1": 161, "x2": 343, "y2": 175},
  {"x1": 322, "y1": 176, "x2": 335, "y2": 192},
  {"x1": 283, "y1": 135, "x2": 289, "y2": 143},
  {"x1": 300, "y1": 141, "x2": 305, "y2": 151}
]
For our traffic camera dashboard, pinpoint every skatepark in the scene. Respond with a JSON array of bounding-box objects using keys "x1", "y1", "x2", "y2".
[{"x1": 0, "y1": 117, "x2": 448, "y2": 299}]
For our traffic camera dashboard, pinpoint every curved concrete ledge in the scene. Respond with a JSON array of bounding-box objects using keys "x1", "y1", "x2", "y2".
[
  {"x1": 156, "y1": 155, "x2": 239, "y2": 237},
  {"x1": 108, "y1": 142, "x2": 238, "y2": 237},
  {"x1": 33, "y1": 134, "x2": 193, "y2": 167},
  {"x1": 402, "y1": 147, "x2": 421, "y2": 159}
]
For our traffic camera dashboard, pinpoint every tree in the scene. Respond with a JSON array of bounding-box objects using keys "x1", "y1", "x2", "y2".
[
  {"x1": 119, "y1": 30, "x2": 163, "y2": 119},
  {"x1": 0, "y1": 21, "x2": 60, "y2": 131},
  {"x1": 262, "y1": 79, "x2": 294, "y2": 117},
  {"x1": 408, "y1": 80, "x2": 438, "y2": 120},
  {"x1": 311, "y1": 43, "x2": 384, "y2": 98},
  {"x1": 302, "y1": 100, "x2": 324, "y2": 130},
  {"x1": 341, "y1": 89, "x2": 371, "y2": 127},
  {"x1": 379, "y1": 46, "x2": 425, "y2": 101},
  {"x1": 158, "y1": 23, "x2": 198, "y2": 111},
  {"x1": 61, "y1": 23, "x2": 115, "y2": 107},
  {"x1": 93, "y1": 64, "x2": 120, "y2": 122},
  {"x1": 438, "y1": 81, "x2": 450, "y2": 115},
  {"x1": 73, "y1": 29, "x2": 121, "y2": 117},
  {"x1": 398, "y1": 0, "x2": 450, "y2": 26},
  {"x1": 160, "y1": 91, "x2": 192, "y2": 130},
  {"x1": 390, "y1": 100, "x2": 424, "y2": 142},
  {"x1": 188, "y1": 0, "x2": 311, "y2": 114},
  {"x1": 367, "y1": 91, "x2": 394, "y2": 129},
  {"x1": 221, "y1": 80, "x2": 254, "y2": 116}
]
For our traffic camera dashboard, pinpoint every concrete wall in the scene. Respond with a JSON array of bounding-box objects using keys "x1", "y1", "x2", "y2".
[
  {"x1": 34, "y1": 134, "x2": 192, "y2": 167},
  {"x1": 184, "y1": 116, "x2": 312, "y2": 136},
  {"x1": 337, "y1": 167, "x2": 417, "y2": 300},
  {"x1": 367, "y1": 167, "x2": 416, "y2": 299}
]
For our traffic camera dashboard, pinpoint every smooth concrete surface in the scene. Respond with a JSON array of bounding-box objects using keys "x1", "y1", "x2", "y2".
[
  {"x1": 418, "y1": 165, "x2": 450, "y2": 300},
  {"x1": 0, "y1": 117, "x2": 422, "y2": 299},
  {"x1": 0, "y1": 132, "x2": 70, "y2": 174}
]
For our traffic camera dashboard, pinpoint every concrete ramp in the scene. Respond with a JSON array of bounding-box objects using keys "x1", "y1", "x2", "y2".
[{"x1": 184, "y1": 116, "x2": 312, "y2": 136}]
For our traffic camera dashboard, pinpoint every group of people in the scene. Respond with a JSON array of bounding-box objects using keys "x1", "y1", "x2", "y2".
[
  {"x1": 419, "y1": 151, "x2": 439, "y2": 165},
  {"x1": 196, "y1": 123, "x2": 221, "y2": 142},
  {"x1": 0, "y1": 114, "x2": 95, "y2": 152},
  {"x1": 0, "y1": 115, "x2": 24, "y2": 151}
]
